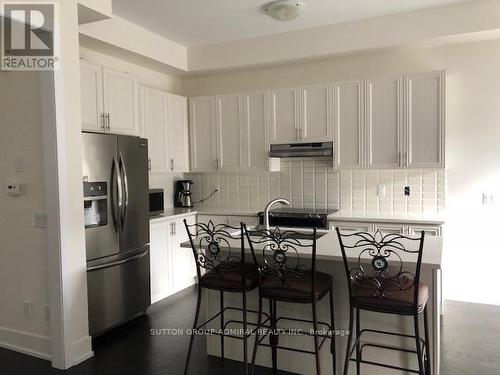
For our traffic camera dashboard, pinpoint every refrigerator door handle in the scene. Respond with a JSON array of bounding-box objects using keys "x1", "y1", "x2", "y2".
[
  {"x1": 87, "y1": 249, "x2": 149, "y2": 272},
  {"x1": 118, "y1": 152, "x2": 129, "y2": 227},
  {"x1": 111, "y1": 157, "x2": 123, "y2": 232}
]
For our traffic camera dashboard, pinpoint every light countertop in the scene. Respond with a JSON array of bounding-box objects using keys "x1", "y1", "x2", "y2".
[
  {"x1": 152, "y1": 207, "x2": 445, "y2": 226},
  {"x1": 327, "y1": 211, "x2": 445, "y2": 225},
  {"x1": 181, "y1": 229, "x2": 443, "y2": 268},
  {"x1": 149, "y1": 208, "x2": 197, "y2": 222}
]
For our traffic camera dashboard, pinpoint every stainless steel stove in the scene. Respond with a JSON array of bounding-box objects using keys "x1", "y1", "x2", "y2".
[{"x1": 257, "y1": 208, "x2": 338, "y2": 230}]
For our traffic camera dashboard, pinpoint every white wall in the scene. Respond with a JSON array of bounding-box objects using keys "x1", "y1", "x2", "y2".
[
  {"x1": 183, "y1": 39, "x2": 500, "y2": 305},
  {"x1": 0, "y1": 71, "x2": 51, "y2": 359}
]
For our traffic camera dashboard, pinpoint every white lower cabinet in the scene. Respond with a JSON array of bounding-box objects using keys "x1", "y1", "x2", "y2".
[{"x1": 150, "y1": 215, "x2": 196, "y2": 304}]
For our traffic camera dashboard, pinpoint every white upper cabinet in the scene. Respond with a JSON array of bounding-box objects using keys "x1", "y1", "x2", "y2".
[
  {"x1": 269, "y1": 88, "x2": 300, "y2": 143},
  {"x1": 167, "y1": 94, "x2": 190, "y2": 172},
  {"x1": 80, "y1": 61, "x2": 140, "y2": 136},
  {"x1": 216, "y1": 94, "x2": 244, "y2": 171},
  {"x1": 366, "y1": 77, "x2": 403, "y2": 169},
  {"x1": 334, "y1": 81, "x2": 364, "y2": 169},
  {"x1": 102, "y1": 67, "x2": 140, "y2": 136},
  {"x1": 300, "y1": 83, "x2": 333, "y2": 142},
  {"x1": 140, "y1": 87, "x2": 169, "y2": 173},
  {"x1": 80, "y1": 61, "x2": 104, "y2": 132},
  {"x1": 189, "y1": 96, "x2": 217, "y2": 172},
  {"x1": 242, "y1": 91, "x2": 269, "y2": 169},
  {"x1": 405, "y1": 71, "x2": 445, "y2": 168}
]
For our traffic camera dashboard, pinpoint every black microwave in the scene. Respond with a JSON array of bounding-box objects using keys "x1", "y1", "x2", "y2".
[{"x1": 149, "y1": 189, "x2": 164, "y2": 215}]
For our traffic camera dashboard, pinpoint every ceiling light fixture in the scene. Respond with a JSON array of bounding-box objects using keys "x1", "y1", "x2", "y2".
[{"x1": 264, "y1": 1, "x2": 305, "y2": 22}]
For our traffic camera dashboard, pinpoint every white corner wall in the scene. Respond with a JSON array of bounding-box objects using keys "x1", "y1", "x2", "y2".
[
  {"x1": 182, "y1": 38, "x2": 500, "y2": 306},
  {"x1": 0, "y1": 71, "x2": 51, "y2": 359}
]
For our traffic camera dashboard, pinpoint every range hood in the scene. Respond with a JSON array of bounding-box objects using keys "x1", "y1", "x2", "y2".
[{"x1": 269, "y1": 142, "x2": 333, "y2": 158}]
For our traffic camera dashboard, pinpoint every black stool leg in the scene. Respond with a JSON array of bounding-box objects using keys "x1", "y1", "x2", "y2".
[
  {"x1": 343, "y1": 306, "x2": 354, "y2": 375},
  {"x1": 424, "y1": 307, "x2": 431, "y2": 375},
  {"x1": 270, "y1": 299, "x2": 278, "y2": 374},
  {"x1": 250, "y1": 293, "x2": 264, "y2": 375},
  {"x1": 184, "y1": 286, "x2": 202, "y2": 375},
  {"x1": 312, "y1": 298, "x2": 321, "y2": 375},
  {"x1": 329, "y1": 288, "x2": 337, "y2": 375},
  {"x1": 414, "y1": 313, "x2": 425, "y2": 375},
  {"x1": 356, "y1": 308, "x2": 361, "y2": 375},
  {"x1": 220, "y1": 290, "x2": 225, "y2": 362},
  {"x1": 243, "y1": 290, "x2": 248, "y2": 375}
]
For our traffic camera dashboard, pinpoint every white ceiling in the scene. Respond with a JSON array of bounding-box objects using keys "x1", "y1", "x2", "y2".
[{"x1": 112, "y1": 0, "x2": 468, "y2": 47}]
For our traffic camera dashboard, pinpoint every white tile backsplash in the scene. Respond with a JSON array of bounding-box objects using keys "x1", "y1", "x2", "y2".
[{"x1": 187, "y1": 158, "x2": 446, "y2": 213}]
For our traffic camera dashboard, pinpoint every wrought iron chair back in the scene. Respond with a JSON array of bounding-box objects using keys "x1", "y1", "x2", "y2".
[
  {"x1": 184, "y1": 220, "x2": 246, "y2": 281},
  {"x1": 335, "y1": 228, "x2": 425, "y2": 310},
  {"x1": 243, "y1": 225, "x2": 318, "y2": 290}
]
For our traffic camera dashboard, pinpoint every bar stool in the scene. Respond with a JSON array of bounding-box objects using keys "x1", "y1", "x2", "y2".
[
  {"x1": 244, "y1": 225, "x2": 337, "y2": 375},
  {"x1": 335, "y1": 229, "x2": 430, "y2": 375},
  {"x1": 183, "y1": 220, "x2": 268, "y2": 375}
]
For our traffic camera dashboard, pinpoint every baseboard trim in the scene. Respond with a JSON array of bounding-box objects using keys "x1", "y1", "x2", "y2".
[
  {"x1": 72, "y1": 335, "x2": 93, "y2": 366},
  {"x1": 0, "y1": 326, "x2": 51, "y2": 361}
]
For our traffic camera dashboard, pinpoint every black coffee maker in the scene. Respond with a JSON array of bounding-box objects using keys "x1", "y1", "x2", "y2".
[{"x1": 175, "y1": 180, "x2": 193, "y2": 208}]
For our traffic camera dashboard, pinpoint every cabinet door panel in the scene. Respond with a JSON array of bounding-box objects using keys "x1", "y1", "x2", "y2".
[
  {"x1": 141, "y1": 87, "x2": 168, "y2": 173},
  {"x1": 189, "y1": 97, "x2": 216, "y2": 171},
  {"x1": 406, "y1": 71, "x2": 445, "y2": 168},
  {"x1": 80, "y1": 62, "x2": 103, "y2": 132},
  {"x1": 103, "y1": 68, "x2": 140, "y2": 136},
  {"x1": 408, "y1": 225, "x2": 442, "y2": 236},
  {"x1": 334, "y1": 81, "x2": 364, "y2": 168},
  {"x1": 269, "y1": 88, "x2": 299, "y2": 143},
  {"x1": 168, "y1": 94, "x2": 190, "y2": 172},
  {"x1": 367, "y1": 78, "x2": 403, "y2": 168},
  {"x1": 172, "y1": 216, "x2": 197, "y2": 288},
  {"x1": 301, "y1": 83, "x2": 332, "y2": 141},
  {"x1": 150, "y1": 222, "x2": 171, "y2": 303},
  {"x1": 373, "y1": 223, "x2": 406, "y2": 235},
  {"x1": 330, "y1": 221, "x2": 373, "y2": 233},
  {"x1": 243, "y1": 91, "x2": 268, "y2": 169},
  {"x1": 217, "y1": 94, "x2": 243, "y2": 171}
]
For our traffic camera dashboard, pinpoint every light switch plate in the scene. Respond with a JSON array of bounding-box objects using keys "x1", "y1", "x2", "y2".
[
  {"x1": 33, "y1": 212, "x2": 47, "y2": 228},
  {"x1": 6, "y1": 183, "x2": 22, "y2": 196}
]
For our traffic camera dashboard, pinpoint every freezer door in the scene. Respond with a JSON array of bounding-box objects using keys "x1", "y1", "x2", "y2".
[
  {"x1": 87, "y1": 246, "x2": 150, "y2": 336},
  {"x1": 82, "y1": 132, "x2": 120, "y2": 261},
  {"x1": 118, "y1": 136, "x2": 149, "y2": 252}
]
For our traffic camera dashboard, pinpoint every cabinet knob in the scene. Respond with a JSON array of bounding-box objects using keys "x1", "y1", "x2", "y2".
[
  {"x1": 170, "y1": 159, "x2": 174, "y2": 171},
  {"x1": 106, "y1": 113, "x2": 111, "y2": 131},
  {"x1": 148, "y1": 158, "x2": 152, "y2": 171}
]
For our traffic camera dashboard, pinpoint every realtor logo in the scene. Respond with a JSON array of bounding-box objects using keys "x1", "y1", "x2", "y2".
[{"x1": 1, "y1": 2, "x2": 59, "y2": 70}]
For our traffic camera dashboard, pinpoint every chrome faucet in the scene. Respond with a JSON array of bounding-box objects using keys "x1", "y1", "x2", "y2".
[{"x1": 264, "y1": 198, "x2": 290, "y2": 232}]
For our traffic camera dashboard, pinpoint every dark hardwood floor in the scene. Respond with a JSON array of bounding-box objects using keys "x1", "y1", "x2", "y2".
[{"x1": 0, "y1": 288, "x2": 499, "y2": 374}]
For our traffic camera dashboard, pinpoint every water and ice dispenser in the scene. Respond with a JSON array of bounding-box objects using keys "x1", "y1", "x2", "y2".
[{"x1": 83, "y1": 182, "x2": 108, "y2": 228}]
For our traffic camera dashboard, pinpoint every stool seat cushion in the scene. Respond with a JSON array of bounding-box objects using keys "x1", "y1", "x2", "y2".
[
  {"x1": 200, "y1": 263, "x2": 259, "y2": 292},
  {"x1": 351, "y1": 281, "x2": 429, "y2": 314},
  {"x1": 259, "y1": 271, "x2": 333, "y2": 302}
]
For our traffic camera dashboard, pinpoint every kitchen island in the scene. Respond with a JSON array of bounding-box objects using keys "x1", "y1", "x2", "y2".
[{"x1": 181, "y1": 229, "x2": 443, "y2": 375}]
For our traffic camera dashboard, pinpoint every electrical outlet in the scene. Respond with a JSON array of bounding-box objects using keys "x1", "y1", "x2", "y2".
[
  {"x1": 376, "y1": 184, "x2": 386, "y2": 198},
  {"x1": 22, "y1": 301, "x2": 33, "y2": 320},
  {"x1": 404, "y1": 186, "x2": 410, "y2": 196},
  {"x1": 482, "y1": 193, "x2": 495, "y2": 206},
  {"x1": 15, "y1": 157, "x2": 24, "y2": 173}
]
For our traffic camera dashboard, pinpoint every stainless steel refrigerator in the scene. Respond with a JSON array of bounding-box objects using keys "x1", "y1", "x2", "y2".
[{"x1": 82, "y1": 132, "x2": 150, "y2": 336}]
